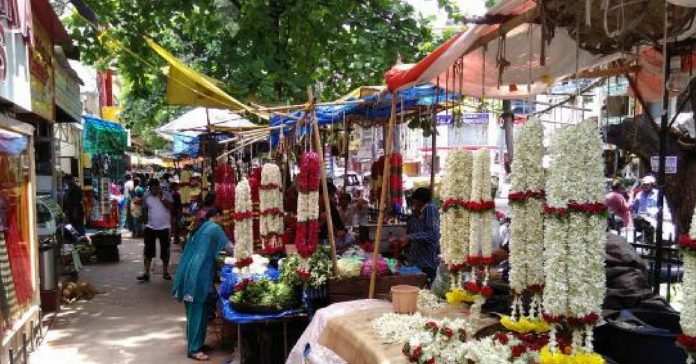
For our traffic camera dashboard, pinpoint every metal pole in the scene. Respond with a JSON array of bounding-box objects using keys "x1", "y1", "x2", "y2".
[
  {"x1": 502, "y1": 100, "x2": 514, "y2": 163},
  {"x1": 654, "y1": 5, "x2": 670, "y2": 295},
  {"x1": 369, "y1": 92, "x2": 398, "y2": 298}
]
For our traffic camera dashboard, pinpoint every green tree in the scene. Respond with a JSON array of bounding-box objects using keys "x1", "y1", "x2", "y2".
[{"x1": 66, "y1": 0, "x2": 439, "y2": 141}]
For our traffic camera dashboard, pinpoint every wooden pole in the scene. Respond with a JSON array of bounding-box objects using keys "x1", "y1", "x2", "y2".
[
  {"x1": 343, "y1": 121, "x2": 351, "y2": 192},
  {"x1": 369, "y1": 92, "x2": 398, "y2": 299},
  {"x1": 308, "y1": 87, "x2": 339, "y2": 276}
]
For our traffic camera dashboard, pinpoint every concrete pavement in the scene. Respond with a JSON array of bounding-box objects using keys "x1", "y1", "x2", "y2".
[{"x1": 29, "y1": 233, "x2": 234, "y2": 364}]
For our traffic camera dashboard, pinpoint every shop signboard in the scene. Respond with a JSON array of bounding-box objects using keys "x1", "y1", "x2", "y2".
[
  {"x1": 437, "y1": 112, "x2": 489, "y2": 125},
  {"x1": 54, "y1": 55, "x2": 81, "y2": 121},
  {"x1": 0, "y1": 0, "x2": 31, "y2": 111},
  {"x1": 29, "y1": 15, "x2": 54, "y2": 121}
]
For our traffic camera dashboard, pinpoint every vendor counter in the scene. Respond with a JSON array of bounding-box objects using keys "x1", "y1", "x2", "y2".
[{"x1": 287, "y1": 299, "x2": 497, "y2": 364}]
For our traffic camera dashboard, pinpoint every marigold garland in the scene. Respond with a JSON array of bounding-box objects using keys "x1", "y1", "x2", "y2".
[{"x1": 539, "y1": 346, "x2": 605, "y2": 364}]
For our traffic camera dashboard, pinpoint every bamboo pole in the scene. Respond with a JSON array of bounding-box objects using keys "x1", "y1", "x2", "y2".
[
  {"x1": 369, "y1": 92, "x2": 398, "y2": 299},
  {"x1": 308, "y1": 87, "x2": 339, "y2": 276}
]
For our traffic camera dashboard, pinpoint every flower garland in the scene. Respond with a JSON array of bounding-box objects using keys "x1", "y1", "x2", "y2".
[
  {"x1": 259, "y1": 163, "x2": 284, "y2": 254},
  {"x1": 215, "y1": 163, "x2": 236, "y2": 239},
  {"x1": 508, "y1": 118, "x2": 546, "y2": 323},
  {"x1": 678, "y1": 205, "x2": 696, "y2": 363},
  {"x1": 295, "y1": 152, "x2": 321, "y2": 266},
  {"x1": 233, "y1": 178, "x2": 253, "y2": 272},
  {"x1": 465, "y1": 148, "x2": 494, "y2": 330},
  {"x1": 542, "y1": 120, "x2": 606, "y2": 359},
  {"x1": 440, "y1": 150, "x2": 473, "y2": 286},
  {"x1": 417, "y1": 289, "x2": 447, "y2": 312},
  {"x1": 373, "y1": 312, "x2": 430, "y2": 344}
]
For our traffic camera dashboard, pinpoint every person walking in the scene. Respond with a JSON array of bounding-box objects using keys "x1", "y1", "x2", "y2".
[
  {"x1": 138, "y1": 178, "x2": 173, "y2": 282},
  {"x1": 172, "y1": 209, "x2": 231, "y2": 361}
]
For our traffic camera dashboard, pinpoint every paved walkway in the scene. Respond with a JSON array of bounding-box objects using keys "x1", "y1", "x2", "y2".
[{"x1": 30, "y1": 233, "x2": 234, "y2": 364}]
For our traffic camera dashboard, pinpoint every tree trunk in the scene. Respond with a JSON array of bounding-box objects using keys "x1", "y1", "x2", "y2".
[{"x1": 606, "y1": 115, "x2": 696, "y2": 235}]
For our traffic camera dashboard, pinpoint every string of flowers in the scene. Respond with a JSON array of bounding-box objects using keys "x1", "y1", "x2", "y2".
[
  {"x1": 295, "y1": 152, "x2": 321, "y2": 276},
  {"x1": 678, "y1": 207, "x2": 696, "y2": 363},
  {"x1": 259, "y1": 163, "x2": 284, "y2": 254},
  {"x1": 215, "y1": 163, "x2": 236, "y2": 239},
  {"x1": 541, "y1": 120, "x2": 606, "y2": 362},
  {"x1": 440, "y1": 150, "x2": 473, "y2": 288},
  {"x1": 508, "y1": 117, "x2": 546, "y2": 324},
  {"x1": 465, "y1": 148, "x2": 494, "y2": 332},
  {"x1": 233, "y1": 178, "x2": 254, "y2": 272}
]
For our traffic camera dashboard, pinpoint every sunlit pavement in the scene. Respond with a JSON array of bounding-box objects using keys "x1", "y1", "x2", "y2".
[{"x1": 29, "y1": 232, "x2": 233, "y2": 364}]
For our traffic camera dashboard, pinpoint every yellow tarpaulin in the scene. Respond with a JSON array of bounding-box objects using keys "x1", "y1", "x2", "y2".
[{"x1": 144, "y1": 37, "x2": 268, "y2": 120}]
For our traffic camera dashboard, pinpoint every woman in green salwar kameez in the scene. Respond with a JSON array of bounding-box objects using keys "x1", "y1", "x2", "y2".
[{"x1": 172, "y1": 209, "x2": 231, "y2": 361}]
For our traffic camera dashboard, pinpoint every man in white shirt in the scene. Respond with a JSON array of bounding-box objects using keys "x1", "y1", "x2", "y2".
[
  {"x1": 123, "y1": 174, "x2": 134, "y2": 197},
  {"x1": 138, "y1": 178, "x2": 173, "y2": 282}
]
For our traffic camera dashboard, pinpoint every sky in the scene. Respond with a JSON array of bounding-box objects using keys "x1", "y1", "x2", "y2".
[{"x1": 406, "y1": 0, "x2": 487, "y2": 29}]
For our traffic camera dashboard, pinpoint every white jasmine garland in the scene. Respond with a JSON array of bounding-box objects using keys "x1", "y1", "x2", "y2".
[
  {"x1": 468, "y1": 149, "x2": 485, "y2": 259},
  {"x1": 417, "y1": 289, "x2": 447, "y2": 312},
  {"x1": 234, "y1": 178, "x2": 254, "y2": 263},
  {"x1": 259, "y1": 163, "x2": 283, "y2": 250},
  {"x1": 441, "y1": 150, "x2": 473, "y2": 267},
  {"x1": 542, "y1": 120, "x2": 606, "y2": 354},
  {"x1": 508, "y1": 118, "x2": 545, "y2": 315},
  {"x1": 373, "y1": 313, "x2": 430, "y2": 344},
  {"x1": 679, "y1": 206, "x2": 696, "y2": 363}
]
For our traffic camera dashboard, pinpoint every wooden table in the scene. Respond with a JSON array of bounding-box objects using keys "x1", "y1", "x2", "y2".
[{"x1": 317, "y1": 300, "x2": 497, "y2": 364}]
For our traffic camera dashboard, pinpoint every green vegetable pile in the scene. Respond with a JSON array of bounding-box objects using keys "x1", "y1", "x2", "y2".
[{"x1": 230, "y1": 278, "x2": 295, "y2": 310}]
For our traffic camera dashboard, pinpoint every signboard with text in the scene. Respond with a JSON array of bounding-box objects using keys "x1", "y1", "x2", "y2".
[
  {"x1": 0, "y1": 0, "x2": 31, "y2": 111},
  {"x1": 651, "y1": 156, "x2": 678, "y2": 174},
  {"x1": 54, "y1": 55, "x2": 81, "y2": 122},
  {"x1": 29, "y1": 15, "x2": 54, "y2": 121}
]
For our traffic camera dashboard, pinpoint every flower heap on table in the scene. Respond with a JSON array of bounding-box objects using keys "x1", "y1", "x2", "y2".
[
  {"x1": 233, "y1": 178, "x2": 254, "y2": 274},
  {"x1": 678, "y1": 206, "x2": 696, "y2": 363},
  {"x1": 507, "y1": 117, "x2": 547, "y2": 330},
  {"x1": 440, "y1": 150, "x2": 473, "y2": 293},
  {"x1": 215, "y1": 163, "x2": 236, "y2": 239},
  {"x1": 259, "y1": 163, "x2": 284, "y2": 254},
  {"x1": 294, "y1": 152, "x2": 321, "y2": 281},
  {"x1": 465, "y1": 148, "x2": 495, "y2": 331},
  {"x1": 542, "y1": 120, "x2": 606, "y2": 363}
]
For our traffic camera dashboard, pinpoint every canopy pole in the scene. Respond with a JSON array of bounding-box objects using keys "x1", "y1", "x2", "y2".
[
  {"x1": 369, "y1": 91, "x2": 398, "y2": 299},
  {"x1": 206, "y1": 107, "x2": 217, "y2": 190},
  {"x1": 309, "y1": 87, "x2": 339, "y2": 276},
  {"x1": 343, "y1": 120, "x2": 351, "y2": 193}
]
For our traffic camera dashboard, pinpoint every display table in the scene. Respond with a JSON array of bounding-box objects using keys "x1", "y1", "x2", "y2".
[{"x1": 289, "y1": 299, "x2": 497, "y2": 364}]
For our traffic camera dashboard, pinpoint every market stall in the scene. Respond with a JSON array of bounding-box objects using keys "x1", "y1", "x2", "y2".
[{"x1": 82, "y1": 116, "x2": 127, "y2": 262}]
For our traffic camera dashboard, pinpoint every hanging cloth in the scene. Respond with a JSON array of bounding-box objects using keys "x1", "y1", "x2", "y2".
[
  {"x1": 0, "y1": 227, "x2": 18, "y2": 321},
  {"x1": 6, "y1": 199, "x2": 32, "y2": 304}
]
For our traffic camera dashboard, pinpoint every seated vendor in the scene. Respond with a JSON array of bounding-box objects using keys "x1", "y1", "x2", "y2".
[
  {"x1": 320, "y1": 183, "x2": 355, "y2": 252},
  {"x1": 391, "y1": 187, "x2": 440, "y2": 284}
]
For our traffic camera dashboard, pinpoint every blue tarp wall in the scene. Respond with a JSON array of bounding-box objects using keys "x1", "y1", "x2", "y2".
[{"x1": 269, "y1": 84, "x2": 458, "y2": 146}]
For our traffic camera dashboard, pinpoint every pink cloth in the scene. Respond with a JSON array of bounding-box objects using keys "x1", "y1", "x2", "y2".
[{"x1": 605, "y1": 191, "x2": 633, "y2": 228}]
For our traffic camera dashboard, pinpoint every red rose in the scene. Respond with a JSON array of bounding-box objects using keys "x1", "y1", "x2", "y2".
[
  {"x1": 440, "y1": 326, "x2": 454, "y2": 339},
  {"x1": 467, "y1": 255, "x2": 481, "y2": 266},
  {"x1": 511, "y1": 344, "x2": 526, "y2": 358},
  {"x1": 482, "y1": 256, "x2": 495, "y2": 266},
  {"x1": 464, "y1": 281, "x2": 480, "y2": 294},
  {"x1": 480, "y1": 285, "x2": 493, "y2": 297},
  {"x1": 495, "y1": 332, "x2": 509, "y2": 344}
]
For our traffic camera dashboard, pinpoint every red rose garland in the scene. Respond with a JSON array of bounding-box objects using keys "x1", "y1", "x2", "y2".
[
  {"x1": 215, "y1": 164, "x2": 236, "y2": 239},
  {"x1": 295, "y1": 152, "x2": 321, "y2": 260}
]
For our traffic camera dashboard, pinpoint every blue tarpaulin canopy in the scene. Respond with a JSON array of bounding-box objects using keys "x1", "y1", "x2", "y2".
[{"x1": 269, "y1": 84, "x2": 458, "y2": 146}]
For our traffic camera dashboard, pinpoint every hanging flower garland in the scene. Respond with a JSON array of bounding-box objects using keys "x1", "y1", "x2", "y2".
[
  {"x1": 390, "y1": 152, "x2": 404, "y2": 211},
  {"x1": 440, "y1": 150, "x2": 473, "y2": 287},
  {"x1": 541, "y1": 120, "x2": 606, "y2": 361},
  {"x1": 215, "y1": 163, "x2": 236, "y2": 239},
  {"x1": 464, "y1": 148, "x2": 494, "y2": 331},
  {"x1": 678, "y1": 207, "x2": 696, "y2": 363},
  {"x1": 260, "y1": 163, "x2": 284, "y2": 254},
  {"x1": 295, "y1": 152, "x2": 321, "y2": 276},
  {"x1": 233, "y1": 178, "x2": 253, "y2": 271},
  {"x1": 507, "y1": 118, "x2": 546, "y2": 324}
]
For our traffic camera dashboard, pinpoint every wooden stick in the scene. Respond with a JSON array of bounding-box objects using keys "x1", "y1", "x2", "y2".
[
  {"x1": 309, "y1": 87, "x2": 339, "y2": 276},
  {"x1": 369, "y1": 91, "x2": 398, "y2": 299}
]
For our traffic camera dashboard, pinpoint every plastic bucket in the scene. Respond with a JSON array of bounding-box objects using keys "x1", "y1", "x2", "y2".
[{"x1": 391, "y1": 285, "x2": 419, "y2": 314}]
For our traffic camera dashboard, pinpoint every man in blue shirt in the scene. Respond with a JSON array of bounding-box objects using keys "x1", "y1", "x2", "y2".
[
  {"x1": 632, "y1": 176, "x2": 659, "y2": 216},
  {"x1": 392, "y1": 187, "x2": 440, "y2": 284}
]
